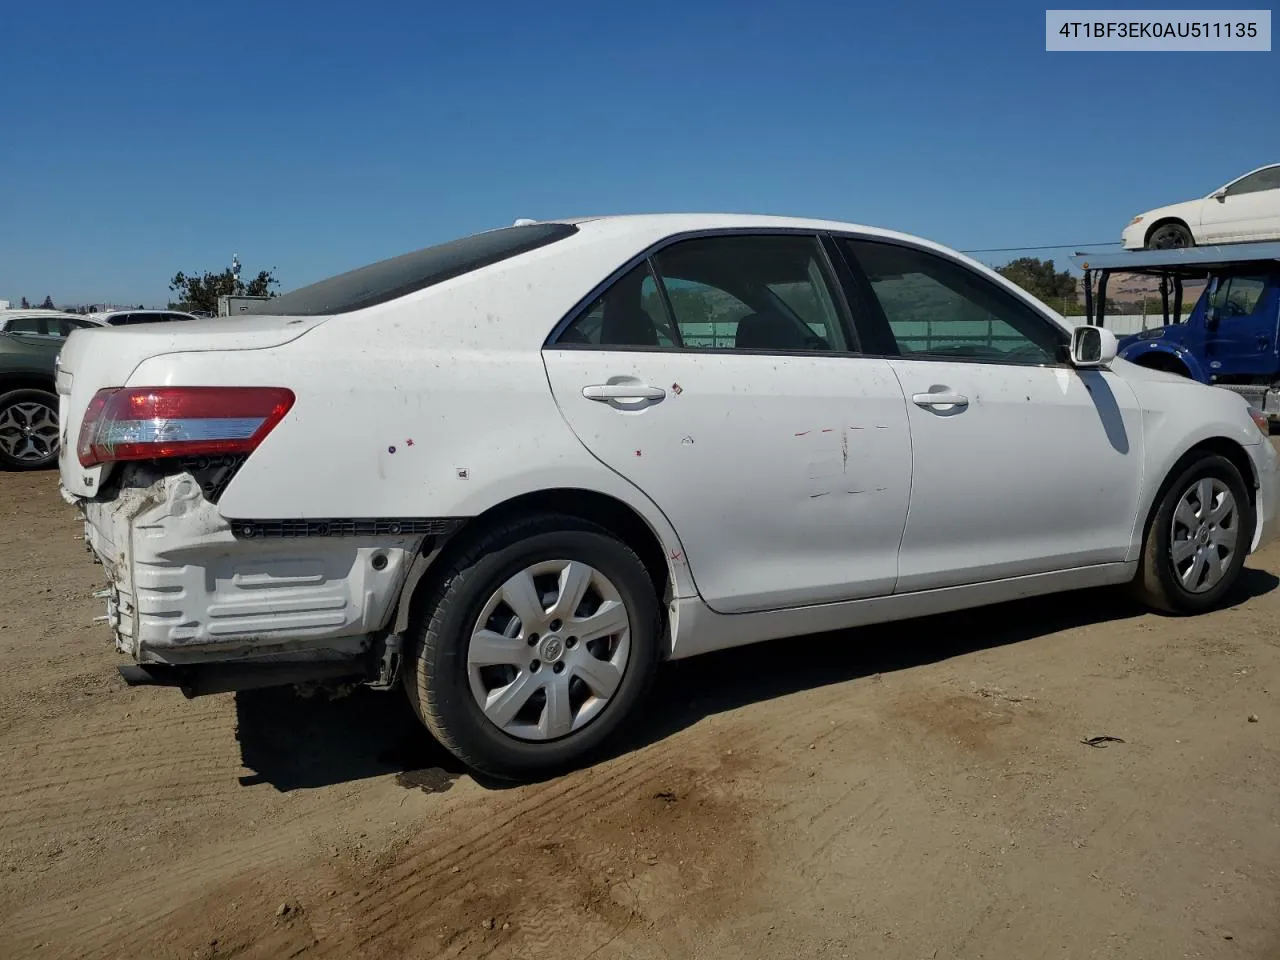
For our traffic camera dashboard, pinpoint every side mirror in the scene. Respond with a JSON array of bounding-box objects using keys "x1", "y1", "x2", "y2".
[
  {"x1": 1212, "y1": 188, "x2": 1227, "y2": 202},
  {"x1": 1070, "y1": 325, "x2": 1118, "y2": 367}
]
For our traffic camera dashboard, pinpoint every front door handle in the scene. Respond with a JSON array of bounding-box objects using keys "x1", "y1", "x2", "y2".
[
  {"x1": 912, "y1": 391, "x2": 969, "y2": 408},
  {"x1": 583, "y1": 383, "x2": 666, "y2": 403}
]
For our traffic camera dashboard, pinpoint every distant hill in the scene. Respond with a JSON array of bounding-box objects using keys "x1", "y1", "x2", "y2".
[{"x1": 1076, "y1": 273, "x2": 1206, "y2": 309}]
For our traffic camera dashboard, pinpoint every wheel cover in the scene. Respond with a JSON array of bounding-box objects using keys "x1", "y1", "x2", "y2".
[
  {"x1": 1169, "y1": 477, "x2": 1239, "y2": 593},
  {"x1": 467, "y1": 559, "x2": 631, "y2": 742},
  {"x1": 0, "y1": 400, "x2": 59, "y2": 463},
  {"x1": 1157, "y1": 234, "x2": 1187, "y2": 249}
]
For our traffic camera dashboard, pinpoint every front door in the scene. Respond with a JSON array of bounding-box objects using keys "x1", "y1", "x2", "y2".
[
  {"x1": 543, "y1": 232, "x2": 913, "y2": 614},
  {"x1": 1204, "y1": 271, "x2": 1280, "y2": 377},
  {"x1": 835, "y1": 236, "x2": 1144, "y2": 593}
]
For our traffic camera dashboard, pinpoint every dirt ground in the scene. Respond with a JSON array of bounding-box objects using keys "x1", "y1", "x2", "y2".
[{"x1": 2, "y1": 452, "x2": 1279, "y2": 960}]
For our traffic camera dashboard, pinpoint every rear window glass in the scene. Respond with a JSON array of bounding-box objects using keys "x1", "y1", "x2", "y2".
[{"x1": 252, "y1": 223, "x2": 579, "y2": 317}]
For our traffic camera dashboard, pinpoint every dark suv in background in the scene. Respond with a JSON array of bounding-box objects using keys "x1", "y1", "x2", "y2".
[{"x1": 0, "y1": 308, "x2": 196, "y2": 470}]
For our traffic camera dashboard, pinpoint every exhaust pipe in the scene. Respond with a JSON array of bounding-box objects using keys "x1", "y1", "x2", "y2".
[{"x1": 117, "y1": 660, "x2": 367, "y2": 698}]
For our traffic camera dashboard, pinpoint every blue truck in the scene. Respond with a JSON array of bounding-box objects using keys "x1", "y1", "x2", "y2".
[{"x1": 1071, "y1": 241, "x2": 1280, "y2": 419}]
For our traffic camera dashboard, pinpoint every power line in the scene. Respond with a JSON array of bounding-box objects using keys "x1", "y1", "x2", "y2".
[{"x1": 960, "y1": 241, "x2": 1122, "y2": 254}]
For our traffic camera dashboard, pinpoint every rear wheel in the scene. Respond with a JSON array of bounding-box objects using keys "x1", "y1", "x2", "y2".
[
  {"x1": 403, "y1": 514, "x2": 661, "y2": 779},
  {"x1": 1146, "y1": 222, "x2": 1193, "y2": 250},
  {"x1": 1132, "y1": 453, "x2": 1253, "y2": 613},
  {"x1": 0, "y1": 389, "x2": 60, "y2": 471}
]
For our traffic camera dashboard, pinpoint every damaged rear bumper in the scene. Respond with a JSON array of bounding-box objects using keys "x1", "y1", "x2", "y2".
[{"x1": 68, "y1": 465, "x2": 441, "y2": 679}]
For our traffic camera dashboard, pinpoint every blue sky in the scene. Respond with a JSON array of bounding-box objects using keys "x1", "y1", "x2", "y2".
[{"x1": 1, "y1": 0, "x2": 1276, "y2": 306}]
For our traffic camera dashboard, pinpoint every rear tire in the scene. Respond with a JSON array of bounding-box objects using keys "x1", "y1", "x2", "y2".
[
  {"x1": 0, "y1": 388, "x2": 60, "y2": 471},
  {"x1": 1146, "y1": 222, "x2": 1194, "y2": 250},
  {"x1": 403, "y1": 513, "x2": 661, "y2": 779},
  {"x1": 1131, "y1": 453, "x2": 1253, "y2": 613}
]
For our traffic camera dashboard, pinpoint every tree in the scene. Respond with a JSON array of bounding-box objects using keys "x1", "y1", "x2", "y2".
[
  {"x1": 168, "y1": 266, "x2": 279, "y2": 314},
  {"x1": 19, "y1": 297, "x2": 29, "y2": 309},
  {"x1": 39, "y1": 295, "x2": 55, "y2": 309},
  {"x1": 995, "y1": 257, "x2": 1077, "y2": 303}
]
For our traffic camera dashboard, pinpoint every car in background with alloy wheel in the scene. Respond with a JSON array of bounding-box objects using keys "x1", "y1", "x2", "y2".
[
  {"x1": 0, "y1": 310, "x2": 105, "y2": 470},
  {"x1": 1123, "y1": 163, "x2": 1280, "y2": 249},
  {"x1": 55, "y1": 214, "x2": 1280, "y2": 778}
]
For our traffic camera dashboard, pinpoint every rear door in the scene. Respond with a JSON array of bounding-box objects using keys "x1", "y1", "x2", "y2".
[
  {"x1": 542, "y1": 232, "x2": 913, "y2": 615},
  {"x1": 1200, "y1": 167, "x2": 1280, "y2": 242},
  {"x1": 835, "y1": 236, "x2": 1144, "y2": 592}
]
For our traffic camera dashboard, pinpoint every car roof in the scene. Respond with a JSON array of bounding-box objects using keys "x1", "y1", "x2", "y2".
[
  {"x1": 538, "y1": 212, "x2": 977, "y2": 260},
  {"x1": 0, "y1": 309, "x2": 84, "y2": 318}
]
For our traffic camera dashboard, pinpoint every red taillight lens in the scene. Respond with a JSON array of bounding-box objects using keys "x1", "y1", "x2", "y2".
[{"x1": 77, "y1": 386, "x2": 295, "y2": 467}]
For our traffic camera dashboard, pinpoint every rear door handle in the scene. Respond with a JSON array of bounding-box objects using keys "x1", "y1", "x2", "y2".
[
  {"x1": 583, "y1": 383, "x2": 666, "y2": 403},
  {"x1": 912, "y1": 391, "x2": 969, "y2": 408}
]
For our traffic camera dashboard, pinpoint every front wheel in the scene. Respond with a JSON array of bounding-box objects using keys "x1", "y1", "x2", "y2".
[
  {"x1": 1146, "y1": 222, "x2": 1194, "y2": 250},
  {"x1": 0, "y1": 388, "x2": 61, "y2": 471},
  {"x1": 403, "y1": 514, "x2": 661, "y2": 779},
  {"x1": 1132, "y1": 453, "x2": 1254, "y2": 613}
]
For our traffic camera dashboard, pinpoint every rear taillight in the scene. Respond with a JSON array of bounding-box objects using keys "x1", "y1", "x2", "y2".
[{"x1": 77, "y1": 387, "x2": 295, "y2": 468}]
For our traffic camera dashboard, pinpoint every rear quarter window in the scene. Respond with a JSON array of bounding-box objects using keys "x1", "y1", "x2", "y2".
[{"x1": 255, "y1": 223, "x2": 579, "y2": 317}]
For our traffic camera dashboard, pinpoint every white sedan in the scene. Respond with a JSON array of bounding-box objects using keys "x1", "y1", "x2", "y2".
[
  {"x1": 56, "y1": 214, "x2": 1278, "y2": 778},
  {"x1": 1122, "y1": 163, "x2": 1280, "y2": 249}
]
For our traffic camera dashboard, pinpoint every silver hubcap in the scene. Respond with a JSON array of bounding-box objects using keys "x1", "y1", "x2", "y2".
[
  {"x1": 0, "y1": 400, "x2": 59, "y2": 463},
  {"x1": 467, "y1": 559, "x2": 631, "y2": 742},
  {"x1": 1170, "y1": 477, "x2": 1239, "y2": 593}
]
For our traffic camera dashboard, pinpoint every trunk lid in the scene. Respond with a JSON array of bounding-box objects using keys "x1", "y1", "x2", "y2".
[{"x1": 57, "y1": 314, "x2": 328, "y2": 498}]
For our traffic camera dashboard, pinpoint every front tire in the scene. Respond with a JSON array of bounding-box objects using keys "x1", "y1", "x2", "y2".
[
  {"x1": 1146, "y1": 222, "x2": 1194, "y2": 250},
  {"x1": 403, "y1": 514, "x2": 661, "y2": 779},
  {"x1": 1132, "y1": 453, "x2": 1254, "y2": 613},
  {"x1": 0, "y1": 388, "x2": 60, "y2": 471}
]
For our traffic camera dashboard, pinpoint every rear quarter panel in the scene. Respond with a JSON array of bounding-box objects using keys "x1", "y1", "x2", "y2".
[{"x1": 123, "y1": 249, "x2": 700, "y2": 600}]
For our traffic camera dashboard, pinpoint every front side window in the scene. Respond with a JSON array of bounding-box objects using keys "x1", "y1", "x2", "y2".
[
  {"x1": 556, "y1": 233, "x2": 850, "y2": 353},
  {"x1": 1209, "y1": 275, "x2": 1267, "y2": 318},
  {"x1": 1227, "y1": 166, "x2": 1280, "y2": 196},
  {"x1": 841, "y1": 239, "x2": 1065, "y2": 365}
]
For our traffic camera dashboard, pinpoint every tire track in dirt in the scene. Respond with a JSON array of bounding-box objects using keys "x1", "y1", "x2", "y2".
[{"x1": 332, "y1": 748, "x2": 732, "y2": 959}]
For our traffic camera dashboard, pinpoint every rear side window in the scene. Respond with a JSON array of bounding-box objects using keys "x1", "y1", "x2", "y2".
[
  {"x1": 653, "y1": 235, "x2": 846, "y2": 351},
  {"x1": 257, "y1": 223, "x2": 579, "y2": 317},
  {"x1": 556, "y1": 263, "x2": 677, "y2": 347},
  {"x1": 57, "y1": 318, "x2": 93, "y2": 336},
  {"x1": 556, "y1": 233, "x2": 849, "y2": 353},
  {"x1": 6, "y1": 316, "x2": 48, "y2": 335}
]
